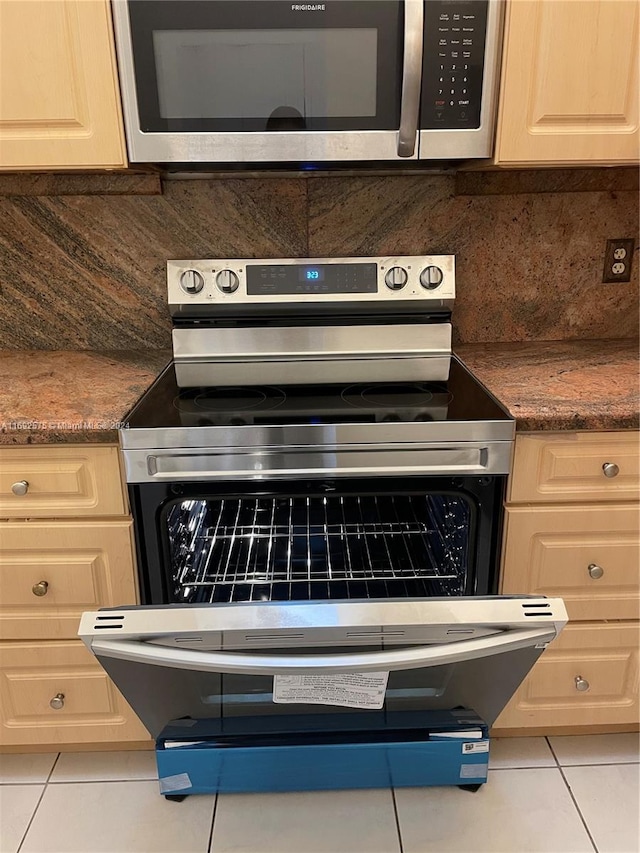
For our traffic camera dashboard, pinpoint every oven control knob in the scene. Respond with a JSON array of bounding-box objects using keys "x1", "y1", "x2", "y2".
[
  {"x1": 179, "y1": 269, "x2": 205, "y2": 294},
  {"x1": 384, "y1": 267, "x2": 408, "y2": 290},
  {"x1": 216, "y1": 269, "x2": 240, "y2": 294},
  {"x1": 420, "y1": 266, "x2": 444, "y2": 289}
]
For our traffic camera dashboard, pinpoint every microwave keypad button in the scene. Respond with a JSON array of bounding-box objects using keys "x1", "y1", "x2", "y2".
[
  {"x1": 216, "y1": 269, "x2": 240, "y2": 294},
  {"x1": 180, "y1": 269, "x2": 205, "y2": 294}
]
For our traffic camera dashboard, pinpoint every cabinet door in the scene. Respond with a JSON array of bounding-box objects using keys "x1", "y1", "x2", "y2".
[
  {"x1": 501, "y1": 504, "x2": 640, "y2": 621},
  {"x1": 0, "y1": 641, "x2": 150, "y2": 746},
  {"x1": 508, "y1": 432, "x2": 640, "y2": 505},
  {"x1": 495, "y1": 0, "x2": 640, "y2": 165},
  {"x1": 493, "y1": 623, "x2": 639, "y2": 729},
  {"x1": 0, "y1": 445, "x2": 127, "y2": 518},
  {"x1": 0, "y1": 520, "x2": 139, "y2": 640},
  {"x1": 0, "y1": 0, "x2": 126, "y2": 169}
]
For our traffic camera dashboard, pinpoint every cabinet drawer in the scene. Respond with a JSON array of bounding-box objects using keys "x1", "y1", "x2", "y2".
[
  {"x1": 0, "y1": 446, "x2": 126, "y2": 517},
  {"x1": 0, "y1": 521, "x2": 139, "y2": 640},
  {"x1": 501, "y1": 504, "x2": 640, "y2": 621},
  {"x1": 0, "y1": 641, "x2": 150, "y2": 746},
  {"x1": 509, "y1": 433, "x2": 640, "y2": 504},
  {"x1": 494, "y1": 623, "x2": 639, "y2": 729}
]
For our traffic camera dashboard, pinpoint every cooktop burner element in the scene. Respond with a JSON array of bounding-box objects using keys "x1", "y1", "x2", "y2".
[
  {"x1": 343, "y1": 383, "x2": 440, "y2": 408},
  {"x1": 174, "y1": 386, "x2": 287, "y2": 413}
]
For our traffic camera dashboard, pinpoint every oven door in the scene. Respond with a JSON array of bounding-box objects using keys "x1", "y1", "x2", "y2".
[
  {"x1": 113, "y1": 0, "x2": 423, "y2": 162},
  {"x1": 79, "y1": 597, "x2": 568, "y2": 739}
]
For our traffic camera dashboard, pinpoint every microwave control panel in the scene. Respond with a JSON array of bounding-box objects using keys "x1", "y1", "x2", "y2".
[{"x1": 421, "y1": 0, "x2": 489, "y2": 130}]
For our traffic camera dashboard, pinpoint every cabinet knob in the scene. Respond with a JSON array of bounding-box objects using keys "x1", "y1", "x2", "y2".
[
  {"x1": 49, "y1": 693, "x2": 65, "y2": 710},
  {"x1": 574, "y1": 676, "x2": 590, "y2": 692},
  {"x1": 602, "y1": 462, "x2": 619, "y2": 478},
  {"x1": 11, "y1": 480, "x2": 29, "y2": 496},
  {"x1": 588, "y1": 563, "x2": 604, "y2": 580},
  {"x1": 32, "y1": 580, "x2": 49, "y2": 596}
]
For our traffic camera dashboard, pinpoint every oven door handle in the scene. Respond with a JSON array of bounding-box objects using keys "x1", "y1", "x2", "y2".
[
  {"x1": 90, "y1": 627, "x2": 556, "y2": 674},
  {"x1": 397, "y1": 0, "x2": 424, "y2": 157}
]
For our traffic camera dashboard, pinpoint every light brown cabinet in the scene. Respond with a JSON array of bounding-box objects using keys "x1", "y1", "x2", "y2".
[
  {"x1": 0, "y1": 0, "x2": 127, "y2": 170},
  {"x1": 508, "y1": 432, "x2": 640, "y2": 504},
  {"x1": 494, "y1": 623, "x2": 639, "y2": 729},
  {"x1": 0, "y1": 520, "x2": 139, "y2": 641},
  {"x1": 494, "y1": 0, "x2": 640, "y2": 166},
  {"x1": 0, "y1": 445, "x2": 127, "y2": 517},
  {"x1": 0, "y1": 444, "x2": 150, "y2": 748},
  {"x1": 495, "y1": 431, "x2": 640, "y2": 733},
  {"x1": 0, "y1": 641, "x2": 148, "y2": 746},
  {"x1": 501, "y1": 504, "x2": 639, "y2": 622}
]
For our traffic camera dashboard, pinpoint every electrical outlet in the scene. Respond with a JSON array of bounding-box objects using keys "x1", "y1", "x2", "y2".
[{"x1": 603, "y1": 238, "x2": 635, "y2": 283}]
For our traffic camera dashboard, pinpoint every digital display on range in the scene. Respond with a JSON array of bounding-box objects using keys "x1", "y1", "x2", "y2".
[
  {"x1": 300, "y1": 267, "x2": 324, "y2": 282},
  {"x1": 246, "y1": 263, "x2": 377, "y2": 295}
]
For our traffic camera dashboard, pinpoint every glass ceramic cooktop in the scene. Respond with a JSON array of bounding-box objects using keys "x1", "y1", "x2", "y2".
[{"x1": 124, "y1": 358, "x2": 511, "y2": 429}]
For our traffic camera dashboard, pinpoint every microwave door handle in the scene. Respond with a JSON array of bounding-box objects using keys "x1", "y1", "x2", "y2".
[
  {"x1": 90, "y1": 627, "x2": 556, "y2": 674},
  {"x1": 397, "y1": 0, "x2": 424, "y2": 157}
]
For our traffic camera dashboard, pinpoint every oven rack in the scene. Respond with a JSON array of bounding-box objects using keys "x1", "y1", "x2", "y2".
[
  {"x1": 167, "y1": 494, "x2": 469, "y2": 601},
  {"x1": 177, "y1": 575, "x2": 464, "y2": 604}
]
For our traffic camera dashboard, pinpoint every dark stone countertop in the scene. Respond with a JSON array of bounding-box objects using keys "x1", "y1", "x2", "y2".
[
  {"x1": 0, "y1": 340, "x2": 636, "y2": 445},
  {"x1": 0, "y1": 350, "x2": 171, "y2": 445},
  {"x1": 455, "y1": 338, "x2": 639, "y2": 431}
]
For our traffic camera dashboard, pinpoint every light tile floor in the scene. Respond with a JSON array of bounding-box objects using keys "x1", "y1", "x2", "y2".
[{"x1": 0, "y1": 734, "x2": 638, "y2": 853}]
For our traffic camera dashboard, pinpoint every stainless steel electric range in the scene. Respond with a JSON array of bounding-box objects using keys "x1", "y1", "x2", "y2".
[{"x1": 80, "y1": 255, "x2": 566, "y2": 797}]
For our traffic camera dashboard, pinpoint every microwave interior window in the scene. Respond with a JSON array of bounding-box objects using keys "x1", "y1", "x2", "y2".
[{"x1": 152, "y1": 29, "x2": 378, "y2": 124}]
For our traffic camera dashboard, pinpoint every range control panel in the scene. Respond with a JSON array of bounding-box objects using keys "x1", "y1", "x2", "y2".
[
  {"x1": 246, "y1": 262, "x2": 378, "y2": 295},
  {"x1": 421, "y1": 0, "x2": 489, "y2": 129},
  {"x1": 167, "y1": 256, "x2": 455, "y2": 313}
]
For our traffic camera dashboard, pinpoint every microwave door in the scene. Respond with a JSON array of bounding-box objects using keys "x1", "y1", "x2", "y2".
[
  {"x1": 79, "y1": 597, "x2": 567, "y2": 738},
  {"x1": 112, "y1": 0, "x2": 423, "y2": 163}
]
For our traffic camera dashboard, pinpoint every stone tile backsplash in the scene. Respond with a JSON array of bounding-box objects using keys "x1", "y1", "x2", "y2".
[
  {"x1": 307, "y1": 175, "x2": 639, "y2": 343},
  {"x1": 0, "y1": 179, "x2": 307, "y2": 349},
  {"x1": 0, "y1": 172, "x2": 637, "y2": 348}
]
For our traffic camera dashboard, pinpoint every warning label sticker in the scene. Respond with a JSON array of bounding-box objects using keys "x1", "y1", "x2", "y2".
[{"x1": 273, "y1": 672, "x2": 389, "y2": 710}]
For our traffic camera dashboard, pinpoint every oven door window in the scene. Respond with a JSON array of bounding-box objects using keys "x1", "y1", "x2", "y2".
[
  {"x1": 126, "y1": 0, "x2": 402, "y2": 132},
  {"x1": 198, "y1": 659, "x2": 454, "y2": 719},
  {"x1": 162, "y1": 486, "x2": 475, "y2": 604},
  {"x1": 95, "y1": 631, "x2": 544, "y2": 738}
]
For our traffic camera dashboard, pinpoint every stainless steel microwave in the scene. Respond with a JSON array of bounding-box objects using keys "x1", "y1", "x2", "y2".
[{"x1": 112, "y1": 0, "x2": 504, "y2": 164}]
